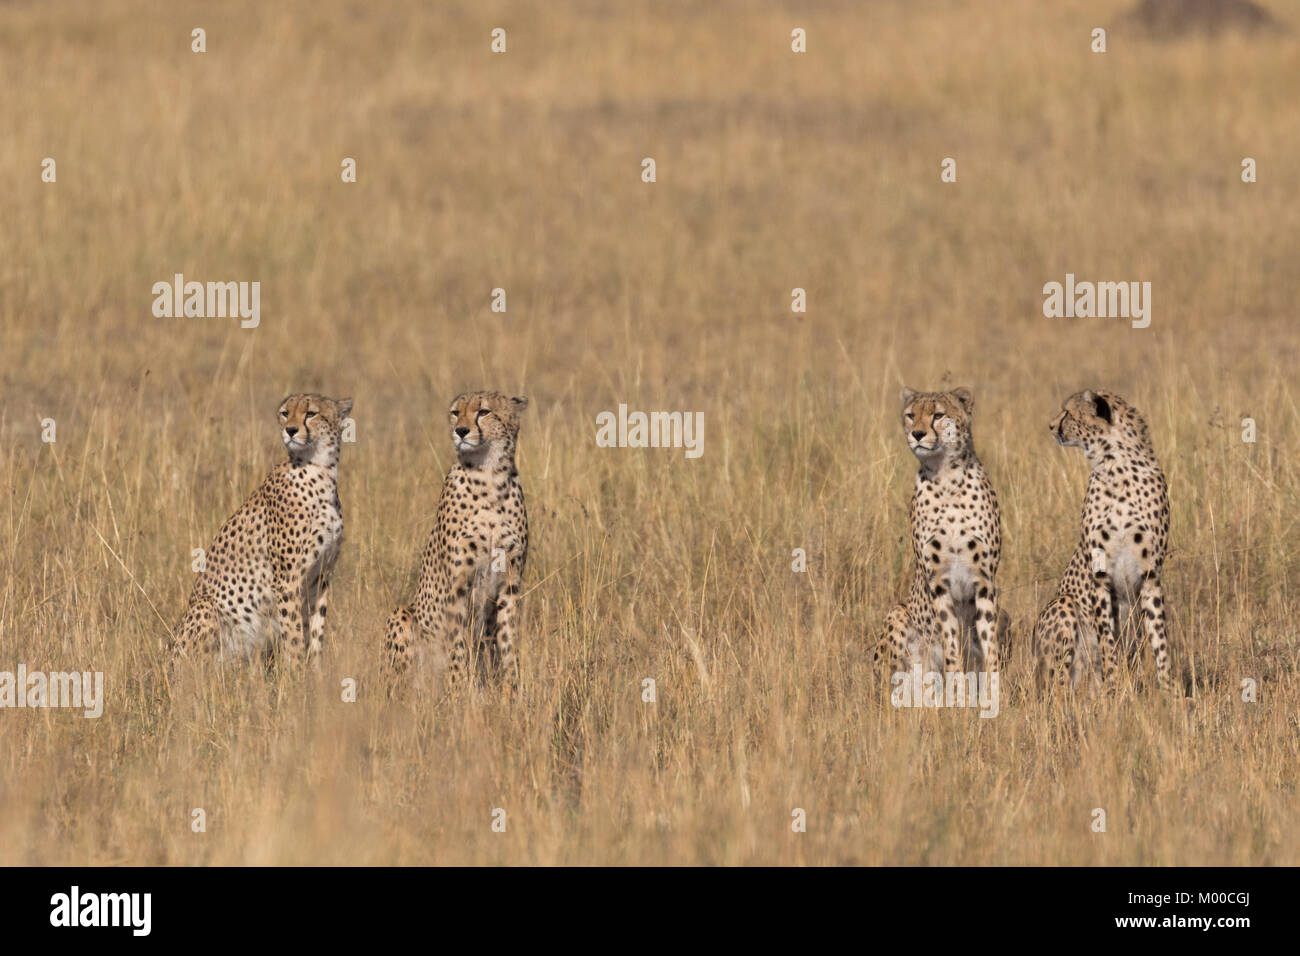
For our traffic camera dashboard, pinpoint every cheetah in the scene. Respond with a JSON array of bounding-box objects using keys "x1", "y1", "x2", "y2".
[
  {"x1": 171, "y1": 393, "x2": 353, "y2": 667},
  {"x1": 1032, "y1": 390, "x2": 1171, "y2": 691},
  {"x1": 875, "y1": 387, "x2": 1006, "y2": 676},
  {"x1": 386, "y1": 390, "x2": 529, "y2": 686}
]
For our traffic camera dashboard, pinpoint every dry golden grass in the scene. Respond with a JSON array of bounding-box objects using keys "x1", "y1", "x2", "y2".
[{"x1": 0, "y1": 0, "x2": 1297, "y2": 865}]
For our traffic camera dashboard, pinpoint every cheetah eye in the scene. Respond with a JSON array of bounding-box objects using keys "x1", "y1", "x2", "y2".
[
  {"x1": 476, "y1": 408, "x2": 490, "y2": 419},
  {"x1": 305, "y1": 410, "x2": 317, "y2": 419}
]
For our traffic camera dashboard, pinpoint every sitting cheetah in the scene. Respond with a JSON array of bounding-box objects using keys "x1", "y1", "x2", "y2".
[
  {"x1": 875, "y1": 387, "x2": 1006, "y2": 675},
  {"x1": 1032, "y1": 390, "x2": 1171, "y2": 691},
  {"x1": 171, "y1": 393, "x2": 353, "y2": 666},
  {"x1": 386, "y1": 391, "x2": 529, "y2": 685}
]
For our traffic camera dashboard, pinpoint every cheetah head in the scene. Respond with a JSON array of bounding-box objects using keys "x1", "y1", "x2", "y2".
[
  {"x1": 1051, "y1": 390, "x2": 1152, "y2": 458},
  {"x1": 278, "y1": 393, "x2": 353, "y2": 462},
  {"x1": 900, "y1": 386, "x2": 974, "y2": 464},
  {"x1": 448, "y1": 390, "x2": 529, "y2": 463}
]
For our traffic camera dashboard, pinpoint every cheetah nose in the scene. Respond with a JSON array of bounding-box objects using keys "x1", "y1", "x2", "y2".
[
  {"x1": 285, "y1": 426, "x2": 298, "y2": 437},
  {"x1": 911, "y1": 430, "x2": 926, "y2": 441},
  {"x1": 455, "y1": 427, "x2": 470, "y2": 438}
]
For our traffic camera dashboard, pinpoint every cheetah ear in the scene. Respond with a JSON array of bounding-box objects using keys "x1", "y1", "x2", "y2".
[
  {"x1": 952, "y1": 387, "x2": 973, "y2": 412},
  {"x1": 511, "y1": 396, "x2": 530, "y2": 412},
  {"x1": 900, "y1": 387, "x2": 917, "y2": 407},
  {"x1": 1092, "y1": 393, "x2": 1112, "y2": 424},
  {"x1": 337, "y1": 397, "x2": 353, "y2": 418}
]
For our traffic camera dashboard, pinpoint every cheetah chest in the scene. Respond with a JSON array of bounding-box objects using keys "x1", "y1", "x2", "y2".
[
  {"x1": 1085, "y1": 469, "x2": 1162, "y2": 598},
  {"x1": 316, "y1": 505, "x2": 344, "y2": 569},
  {"x1": 456, "y1": 501, "x2": 523, "y2": 633},
  {"x1": 284, "y1": 472, "x2": 343, "y2": 593},
  {"x1": 463, "y1": 508, "x2": 522, "y2": 575},
  {"x1": 912, "y1": 474, "x2": 998, "y2": 604}
]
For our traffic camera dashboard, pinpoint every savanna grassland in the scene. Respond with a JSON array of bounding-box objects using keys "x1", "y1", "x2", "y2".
[{"x1": 0, "y1": 0, "x2": 1297, "y2": 865}]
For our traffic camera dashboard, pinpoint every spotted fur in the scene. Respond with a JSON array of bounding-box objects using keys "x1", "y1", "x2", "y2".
[
  {"x1": 386, "y1": 390, "x2": 530, "y2": 686},
  {"x1": 875, "y1": 387, "x2": 1007, "y2": 675},
  {"x1": 171, "y1": 393, "x2": 353, "y2": 666},
  {"x1": 1032, "y1": 390, "x2": 1171, "y2": 691}
]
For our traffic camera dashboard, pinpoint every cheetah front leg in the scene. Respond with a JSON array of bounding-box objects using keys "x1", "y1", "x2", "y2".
[
  {"x1": 972, "y1": 575, "x2": 1000, "y2": 674},
  {"x1": 276, "y1": 578, "x2": 309, "y2": 664},
  {"x1": 1091, "y1": 563, "x2": 1119, "y2": 688},
  {"x1": 996, "y1": 608, "x2": 1013, "y2": 668},
  {"x1": 306, "y1": 574, "x2": 333, "y2": 670},
  {"x1": 930, "y1": 579, "x2": 963, "y2": 675},
  {"x1": 492, "y1": 557, "x2": 525, "y2": 687},
  {"x1": 441, "y1": 555, "x2": 477, "y2": 686},
  {"x1": 875, "y1": 603, "x2": 912, "y2": 673},
  {"x1": 385, "y1": 605, "x2": 418, "y2": 676},
  {"x1": 1139, "y1": 576, "x2": 1172, "y2": 691}
]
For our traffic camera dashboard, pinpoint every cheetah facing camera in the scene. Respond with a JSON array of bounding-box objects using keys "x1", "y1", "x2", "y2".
[
  {"x1": 171, "y1": 393, "x2": 353, "y2": 666},
  {"x1": 875, "y1": 387, "x2": 1009, "y2": 675},
  {"x1": 1032, "y1": 390, "x2": 1171, "y2": 692},
  {"x1": 386, "y1": 390, "x2": 530, "y2": 686}
]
